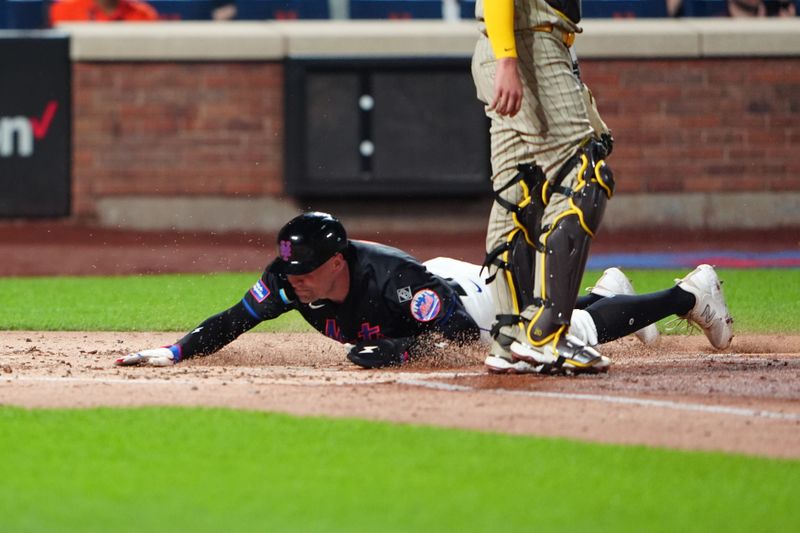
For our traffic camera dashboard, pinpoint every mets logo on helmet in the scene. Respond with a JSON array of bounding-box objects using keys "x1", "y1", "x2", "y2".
[
  {"x1": 410, "y1": 289, "x2": 441, "y2": 322},
  {"x1": 279, "y1": 240, "x2": 292, "y2": 261}
]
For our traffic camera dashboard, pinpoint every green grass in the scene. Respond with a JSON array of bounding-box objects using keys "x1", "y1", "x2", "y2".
[
  {"x1": 0, "y1": 269, "x2": 797, "y2": 332},
  {"x1": 0, "y1": 406, "x2": 797, "y2": 533},
  {"x1": 0, "y1": 273, "x2": 310, "y2": 332},
  {"x1": 1, "y1": 270, "x2": 798, "y2": 531}
]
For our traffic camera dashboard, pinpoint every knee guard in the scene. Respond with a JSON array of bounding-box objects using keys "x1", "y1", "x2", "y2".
[{"x1": 523, "y1": 139, "x2": 615, "y2": 346}]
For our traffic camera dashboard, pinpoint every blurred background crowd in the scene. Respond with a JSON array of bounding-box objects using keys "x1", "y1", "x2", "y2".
[{"x1": 1, "y1": 0, "x2": 796, "y2": 31}]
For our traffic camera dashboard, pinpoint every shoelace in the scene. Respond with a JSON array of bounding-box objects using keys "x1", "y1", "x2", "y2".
[
  {"x1": 665, "y1": 276, "x2": 702, "y2": 335},
  {"x1": 663, "y1": 316, "x2": 701, "y2": 335}
]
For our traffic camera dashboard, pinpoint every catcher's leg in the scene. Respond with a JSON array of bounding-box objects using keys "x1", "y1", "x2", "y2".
[
  {"x1": 482, "y1": 163, "x2": 546, "y2": 369},
  {"x1": 508, "y1": 140, "x2": 615, "y2": 374}
]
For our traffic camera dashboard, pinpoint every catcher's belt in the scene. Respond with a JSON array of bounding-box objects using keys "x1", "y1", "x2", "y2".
[
  {"x1": 477, "y1": 22, "x2": 578, "y2": 49},
  {"x1": 527, "y1": 23, "x2": 576, "y2": 48}
]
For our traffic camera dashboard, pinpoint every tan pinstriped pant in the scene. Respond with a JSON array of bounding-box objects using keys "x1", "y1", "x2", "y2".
[{"x1": 471, "y1": 30, "x2": 595, "y2": 350}]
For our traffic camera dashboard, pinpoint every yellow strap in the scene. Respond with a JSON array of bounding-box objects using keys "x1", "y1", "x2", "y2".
[
  {"x1": 484, "y1": 0, "x2": 516, "y2": 59},
  {"x1": 530, "y1": 23, "x2": 576, "y2": 48}
]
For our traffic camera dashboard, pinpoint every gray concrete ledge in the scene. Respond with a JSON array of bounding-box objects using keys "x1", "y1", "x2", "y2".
[
  {"x1": 96, "y1": 192, "x2": 800, "y2": 232},
  {"x1": 577, "y1": 20, "x2": 700, "y2": 58},
  {"x1": 603, "y1": 191, "x2": 800, "y2": 231},
  {"x1": 52, "y1": 18, "x2": 800, "y2": 61},
  {"x1": 58, "y1": 22, "x2": 286, "y2": 60},
  {"x1": 686, "y1": 18, "x2": 800, "y2": 57},
  {"x1": 95, "y1": 196, "x2": 300, "y2": 232},
  {"x1": 279, "y1": 20, "x2": 479, "y2": 58}
]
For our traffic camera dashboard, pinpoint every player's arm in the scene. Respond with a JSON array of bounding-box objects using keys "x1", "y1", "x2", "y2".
[
  {"x1": 174, "y1": 302, "x2": 263, "y2": 358},
  {"x1": 114, "y1": 301, "x2": 261, "y2": 367},
  {"x1": 484, "y1": 0, "x2": 522, "y2": 117},
  {"x1": 398, "y1": 266, "x2": 480, "y2": 343},
  {"x1": 345, "y1": 265, "x2": 479, "y2": 369},
  {"x1": 116, "y1": 268, "x2": 293, "y2": 367}
]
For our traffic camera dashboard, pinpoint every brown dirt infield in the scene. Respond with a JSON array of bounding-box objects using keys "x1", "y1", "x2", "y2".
[{"x1": 1, "y1": 221, "x2": 799, "y2": 459}]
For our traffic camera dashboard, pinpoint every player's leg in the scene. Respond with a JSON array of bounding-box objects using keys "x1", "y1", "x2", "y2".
[
  {"x1": 481, "y1": 205, "x2": 550, "y2": 374},
  {"x1": 579, "y1": 287, "x2": 693, "y2": 345},
  {"x1": 473, "y1": 32, "x2": 605, "y2": 374},
  {"x1": 497, "y1": 33, "x2": 617, "y2": 374},
  {"x1": 582, "y1": 267, "x2": 660, "y2": 345},
  {"x1": 570, "y1": 266, "x2": 733, "y2": 351},
  {"x1": 508, "y1": 141, "x2": 614, "y2": 373},
  {"x1": 472, "y1": 44, "x2": 543, "y2": 365},
  {"x1": 674, "y1": 264, "x2": 734, "y2": 349},
  {"x1": 481, "y1": 162, "x2": 539, "y2": 363}
]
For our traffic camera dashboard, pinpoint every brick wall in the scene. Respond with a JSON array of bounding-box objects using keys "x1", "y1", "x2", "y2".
[
  {"x1": 582, "y1": 58, "x2": 800, "y2": 195},
  {"x1": 71, "y1": 58, "x2": 800, "y2": 218},
  {"x1": 72, "y1": 62, "x2": 284, "y2": 216}
]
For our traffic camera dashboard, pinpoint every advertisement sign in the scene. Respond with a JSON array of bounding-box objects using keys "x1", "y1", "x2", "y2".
[{"x1": 0, "y1": 33, "x2": 70, "y2": 216}]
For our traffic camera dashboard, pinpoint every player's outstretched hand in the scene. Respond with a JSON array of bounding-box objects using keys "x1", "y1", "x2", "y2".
[{"x1": 115, "y1": 347, "x2": 175, "y2": 367}]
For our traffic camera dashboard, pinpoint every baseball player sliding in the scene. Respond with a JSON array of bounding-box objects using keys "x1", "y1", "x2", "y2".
[{"x1": 116, "y1": 212, "x2": 733, "y2": 375}]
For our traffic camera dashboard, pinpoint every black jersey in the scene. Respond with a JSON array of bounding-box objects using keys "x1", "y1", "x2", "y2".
[{"x1": 171, "y1": 240, "x2": 480, "y2": 361}]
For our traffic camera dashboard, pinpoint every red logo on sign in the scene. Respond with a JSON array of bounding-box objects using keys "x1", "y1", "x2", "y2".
[{"x1": 31, "y1": 101, "x2": 59, "y2": 140}]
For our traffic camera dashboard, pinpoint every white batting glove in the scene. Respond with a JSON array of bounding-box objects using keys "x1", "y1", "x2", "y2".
[
  {"x1": 568, "y1": 309, "x2": 599, "y2": 347},
  {"x1": 115, "y1": 347, "x2": 176, "y2": 367}
]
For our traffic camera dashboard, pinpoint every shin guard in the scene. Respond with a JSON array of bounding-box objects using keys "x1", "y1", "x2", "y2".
[
  {"x1": 483, "y1": 163, "x2": 548, "y2": 316},
  {"x1": 523, "y1": 139, "x2": 615, "y2": 348}
]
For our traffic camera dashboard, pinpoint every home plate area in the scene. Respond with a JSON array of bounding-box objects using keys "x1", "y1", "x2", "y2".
[{"x1": 1, "y1": 331, "x2": 799, "y2": 459}]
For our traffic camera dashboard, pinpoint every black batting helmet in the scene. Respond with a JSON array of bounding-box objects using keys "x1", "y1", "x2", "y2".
[{"x1": 276, "y1": 212, "x2": 348, "y2": 275}]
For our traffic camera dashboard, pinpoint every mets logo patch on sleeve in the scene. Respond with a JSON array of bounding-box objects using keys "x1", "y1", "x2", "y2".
[
  {"x1": 249, "y1": 279, "x2": 270, "y2": 303},
  {"x1": 410, "y1": 289, "x2": 441, "y2": 322}
]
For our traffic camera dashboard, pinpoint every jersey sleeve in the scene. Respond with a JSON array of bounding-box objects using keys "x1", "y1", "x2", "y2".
[
  {"x1": 239, "y1": 263, "x2": 297, "y2": 321},
  {"x1": 484, "y1": 0, "x2": 517, "y2": 59},
  {"x1": 386, "y1": 264, "x2": 480, "y2": 344},
  {"x1": 172, "y1": 300, "x2": 261, "y2": 359},
  {"x1": 171, "y1": 264, "x2": 296, "y2": 359}
]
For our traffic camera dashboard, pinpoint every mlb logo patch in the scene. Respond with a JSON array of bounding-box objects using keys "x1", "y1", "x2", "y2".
[
  {"x1": 397, "y1": 286, "x2": 412, "y2": 303},
  {"x1": 410, "y1": 289, "x2": 441, "y2": 322},
  {"x1": 249, "y1": 279, "x2": 270, "y2": 303}
]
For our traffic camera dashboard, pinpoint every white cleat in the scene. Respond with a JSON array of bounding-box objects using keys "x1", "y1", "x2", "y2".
[
  {"x1": 590, "y1": 267, "x2": 660, "y2": 345},
  {"x1": 510, "y1": 334, "x2": 610, "y2": 375},
  {"x1": 484, "y1": 355, "x2": 545, "y2": 374},
  {"x1": 675, "y1": 264, "x2": 734, "y2": 350}
]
